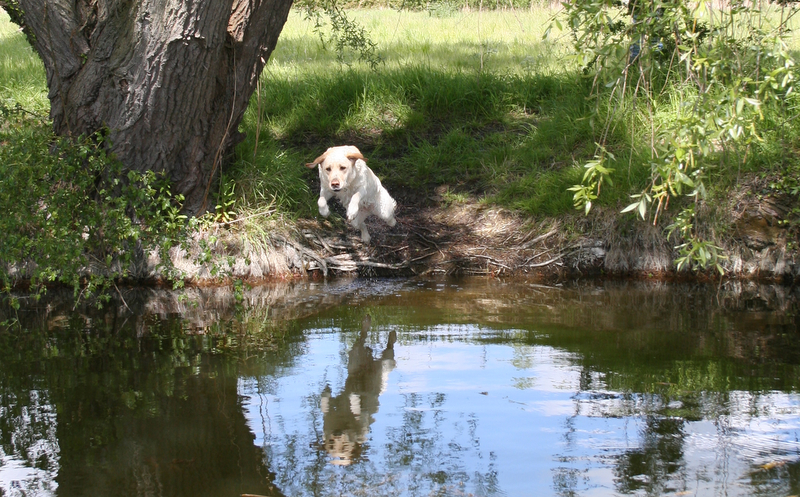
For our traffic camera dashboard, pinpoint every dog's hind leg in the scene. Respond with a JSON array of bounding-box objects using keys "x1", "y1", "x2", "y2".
[{"x1": 351, "y1": 210, "x2": 371, "y2": 243}]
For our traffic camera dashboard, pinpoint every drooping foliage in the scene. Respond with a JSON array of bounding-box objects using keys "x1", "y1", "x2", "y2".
[{"x1": 560, "y1": 0, "x2": 798, "y2": 272}]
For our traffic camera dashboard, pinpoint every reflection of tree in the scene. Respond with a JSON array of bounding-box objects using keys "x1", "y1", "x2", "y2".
[
  {"x1": 553, "y1": 369, "x2": 696, "y2": 497},
  {"x1": 748, "y1": 458, "x2": 800, "y2": 496},
  {"x1": 0, "y1": 387, "x2": 59, "y2": 496},
  {"x1": 54, "y1": 352, "x2": 284, "y2": 497},
  {"x1": 2, "y1": 277, "x2": 799, "y2": 497},
  {"x1": 380, "y1": 392, "x2": 501, "y2": 496},
  {"x1": 0, "y1": 304, "x2": 289, "y2": 497},
  {"x1": 319, "y1": 314, "x2": 397, "y2": 465},
  {"x1": 613, "y1": 416, "x2": 687, "y2": 495},
  {"x1": 0, "y1": 326, "x2": 61, "y2": 496}
]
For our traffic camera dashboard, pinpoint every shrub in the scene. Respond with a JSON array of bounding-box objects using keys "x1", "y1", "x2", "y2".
[
  {"x1": 559, "y1": 0, "x2": 798, "y2": 272},
  {"x1": 0, "y1": 104, "x2": 187, "y2": 307}
]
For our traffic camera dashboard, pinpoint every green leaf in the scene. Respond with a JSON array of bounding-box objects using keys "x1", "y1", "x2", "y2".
[{"x1": 621, "y1": 201, "x2": 640, "y2": 213}]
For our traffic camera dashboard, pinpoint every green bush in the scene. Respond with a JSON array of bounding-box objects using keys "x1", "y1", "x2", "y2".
[{"x1": 0, "y1": 105, "x2": 187, "y2": 306}]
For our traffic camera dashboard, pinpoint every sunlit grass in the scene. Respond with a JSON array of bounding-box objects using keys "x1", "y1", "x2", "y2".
[
  {"x1": 269, "y1": 8, "x2": 570, "y2": 75},
  {"x1": 0, "y1": 11, "x2": 47, "y2": 112},
  {"x1": 235, "y1": 7, "x2": 599, "y2": 217}
]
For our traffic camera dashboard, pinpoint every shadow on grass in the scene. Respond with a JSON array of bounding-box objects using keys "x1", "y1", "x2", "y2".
[{"x1": 237, "y1": 62, "x2": 622, "y2": 217}]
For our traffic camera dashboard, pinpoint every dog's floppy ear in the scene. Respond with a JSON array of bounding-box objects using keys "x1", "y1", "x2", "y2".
[
  {"x1": 305, "y1": 150, "x2": 330, "y2": 169},
  {"x1": 346, "y1": 151, "x2": 365, "y2": 162},
  {"x1": 305, "y1": 156, "x2": 324, "y2": 168}
]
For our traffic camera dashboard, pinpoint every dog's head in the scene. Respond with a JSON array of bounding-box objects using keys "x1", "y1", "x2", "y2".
[{"x1": 305, "y1": 145, "x2": 365, "y2": 192}]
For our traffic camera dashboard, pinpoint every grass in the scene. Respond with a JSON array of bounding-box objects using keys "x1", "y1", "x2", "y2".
[
  {"x1": 0, "y1": 14, "x2": 46, "y2": 112},
  {"x1": 233, "y1": 8, "x2": 620, "y2": 218},
  {"x1": 2, "y1": 6, "x2": 799, "y2": 237}
]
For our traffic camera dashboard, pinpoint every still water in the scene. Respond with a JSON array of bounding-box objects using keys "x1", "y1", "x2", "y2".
[{"x1": 1, "y1": 278, "x2": 799, "y2": 497}]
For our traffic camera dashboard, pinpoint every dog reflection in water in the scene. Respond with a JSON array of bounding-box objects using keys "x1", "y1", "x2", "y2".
[{"x1": 320, "y1": 314, "x2": 397, "y2": 465}]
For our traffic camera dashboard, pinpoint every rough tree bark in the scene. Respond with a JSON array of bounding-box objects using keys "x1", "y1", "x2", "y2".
[{"x1": 1, "y1": 0, "x2": 293, "y2": 214}]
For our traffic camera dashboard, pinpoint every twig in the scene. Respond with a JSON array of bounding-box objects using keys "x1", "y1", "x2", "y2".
[
  {"x1": 379, "y1": 244, "x2": 409, "y2": 256},
  {"x1": 524, "y1": 244, "x2": 595, "y2": 268},
  {"x1": 526, "y1": 254, "x2": 564, "y2": 268},
  {"x1": 200, "y1": 49, "x2": 239, "y2": 214},
  {"x1": 408, "y1": 227, "x2": 440, "y2": 250},
  {"x1": 113, "y1": 282, "x2": 131, "y2": 312},
  {"x1": 313, "y1": 233, "x2": 334, "y2": 253},
  {"x1": 521, "y1": 246, "x2": 558, "y2": 266},
  {"x1": 326, "y1": 242, "x2": 357, "y2": 250},
  {"x1": 471, "y1": 254, "x2": 511, "y2": 270},
  {"x1": 73, "y1": 288, "x2": 85, "y2": 311},
  {"x1": 325, "y1": 258, "x2": 409, "y2": 270},
  {"x1": 408, "y1": 251, "x2": 436, "y2": 263},
  {"x1": 521, "y1": 228, "x2": 558, "y2": 249}
]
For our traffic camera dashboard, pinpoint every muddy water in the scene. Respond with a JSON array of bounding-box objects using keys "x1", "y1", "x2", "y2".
[{"x1": 1, "y1": 279, "x2": 799, "y2": 497}]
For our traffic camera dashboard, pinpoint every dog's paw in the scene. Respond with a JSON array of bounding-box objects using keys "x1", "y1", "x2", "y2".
[
  {"x1": 347, "y1": 208, "x2": 359, "y2": 223},
  {"x1": 387, "y1": 216, "x2": 397, "y2": 227},
  {"x1": 360, "y1": 230, "x2": 371, "y2": 244},
  {"x1": 317, "y1": 198, "x2": 330, "y2": 217}
]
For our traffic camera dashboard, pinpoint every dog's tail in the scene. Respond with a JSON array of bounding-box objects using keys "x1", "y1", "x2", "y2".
[{"x1": 378, "y1": 188, "x2": 397, "y2": 224}]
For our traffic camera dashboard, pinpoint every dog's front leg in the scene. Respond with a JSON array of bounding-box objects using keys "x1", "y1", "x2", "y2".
[
  {"x1": 346, "y1": 191, "x2": 362, "y2": 223},
  {"x1": 318, "y1": 189, "x2": 333, "y2": 217}
]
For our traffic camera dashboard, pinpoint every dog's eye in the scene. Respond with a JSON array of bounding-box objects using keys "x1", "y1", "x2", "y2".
[
  {"x1": 340, "y1": 166, "x2": 346, "y2": 171},
  {"x1": 325, "y1": 166, "x2": 331, "y2": 172}
]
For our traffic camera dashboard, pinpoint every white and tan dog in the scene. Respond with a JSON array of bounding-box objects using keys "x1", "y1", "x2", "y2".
[
  {"x1": 306, "y1": 145, "x2": 397, "y2": 243},
  {"x1": 319, "y1": 314, "x2": 397, "y2": 465}
]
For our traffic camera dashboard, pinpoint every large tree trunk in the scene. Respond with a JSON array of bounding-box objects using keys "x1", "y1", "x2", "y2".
[{"x1": 5, "y1": 0, "x2": 293, "y2": 214}]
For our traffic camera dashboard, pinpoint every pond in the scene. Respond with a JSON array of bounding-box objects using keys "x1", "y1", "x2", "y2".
[{"x1": 1, "y1": 278, "x2": 799, "y2": 497}]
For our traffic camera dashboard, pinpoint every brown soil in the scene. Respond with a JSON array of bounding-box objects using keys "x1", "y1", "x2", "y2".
[
  {"x1": 294, "y1": 196, "x2": 578, "y2": 279},
  {"x1": 254, "y1": 187, "x2": 798, "y2": 284},
  {"x1": 163, "y1": 177, "x2": 798, "y2": 286}
]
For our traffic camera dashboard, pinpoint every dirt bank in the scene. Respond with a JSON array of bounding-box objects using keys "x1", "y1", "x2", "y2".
[{"x1": 157, "y1": 182, "x2": 799, "y2": 286}]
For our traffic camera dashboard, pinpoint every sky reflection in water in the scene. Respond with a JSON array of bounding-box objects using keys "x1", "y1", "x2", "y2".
[
  {"x1": 238, "y1": 288, "x2": 800, "y2": 497},
  {"x1": 1, "y1": 279, "x2": 799, "y2": 497}
]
